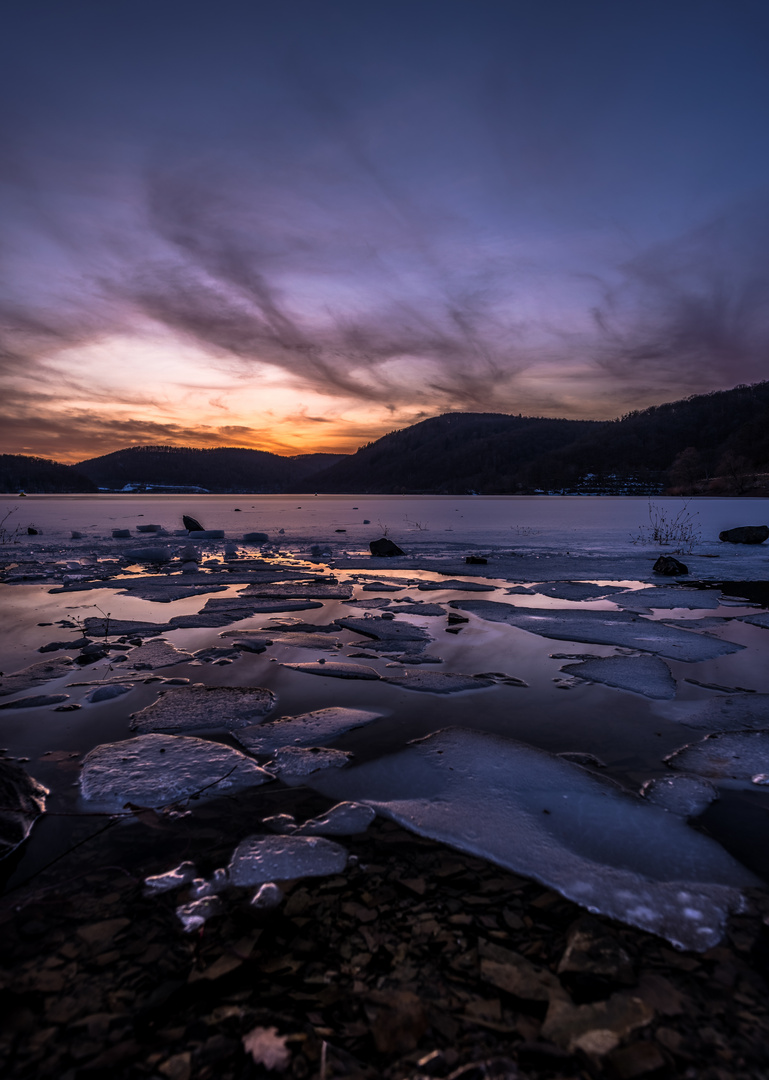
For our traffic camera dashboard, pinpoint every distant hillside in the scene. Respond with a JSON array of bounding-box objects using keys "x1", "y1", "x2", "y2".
[
  {"x1": 76, "y1": 446, "x2": 346, "y2": 493},
  {"x1": 308, "y1": 414, "x2": 600, "y2": 494},
  {"x1": 0, "y1": 455, "x2": 97, "y2": 494},
  {"x1": 307, "y1": 383, "x2": 769, "y2": 495}
]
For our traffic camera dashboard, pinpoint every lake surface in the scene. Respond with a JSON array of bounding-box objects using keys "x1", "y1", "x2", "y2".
[{"x1": 2, "y1": 494, "x2": 769, "y2": 944}]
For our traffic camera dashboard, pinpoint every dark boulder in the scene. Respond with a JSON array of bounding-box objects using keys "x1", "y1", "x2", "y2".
[
  {"x1": 182, "y1": 514, "x2": 204, "y2": 532},
  {"x1": 718, "y1": 524, "x2": 769, "y2": 544},
  {"x1": 653, "y1": 555, "x2": 688, "y2": 575},
  {"x1": 370, "y1": 537, "x2": 405, "y2": 557},
  {"x1": 243, "y1": 531, "x2": 269, "y2": 543},
  {"x1": 466, "y1": 555, "x2": 488, "y2": 564},
  {"x1": 0, "y1": 758, "x2": 47, "y2": 859}
]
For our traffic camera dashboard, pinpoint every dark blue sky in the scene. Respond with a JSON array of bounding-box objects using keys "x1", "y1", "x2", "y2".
[{"x1": 2, "y1": 0, "x2": 769, "y2": 459}]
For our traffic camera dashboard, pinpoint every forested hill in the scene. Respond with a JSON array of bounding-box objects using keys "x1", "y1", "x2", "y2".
[
  {"x1": 307, "y1": 383, "x2": 769, "y2": 494},
  {"x1": 75, "y1": 446, "x2": 345, "y2": 492},
  {"x1": 2, "y1": 382, "x2": 769, "y2": 494},
  {"x1": 0, "y1": 455, "x2": 97, "y2": 494},
  {"x1": 308, "y1": 414, "x2": 600, "y2": 494}
]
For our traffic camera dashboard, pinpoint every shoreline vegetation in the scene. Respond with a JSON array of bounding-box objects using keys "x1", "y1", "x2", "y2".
[{"x1": 2, "y1": 381, "x2": 769, "y2": 497}]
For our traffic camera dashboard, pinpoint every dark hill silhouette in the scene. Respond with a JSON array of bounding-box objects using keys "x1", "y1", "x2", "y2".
[
  {"x1": 76, "y1": 446, "x2": 345, "y2": 492},
  {"x1": 0, "y1": 455, "x2": 97, "y2": 494},
  {"x1": 308, "y1": 413, "x2": 600, "y2": 494}
]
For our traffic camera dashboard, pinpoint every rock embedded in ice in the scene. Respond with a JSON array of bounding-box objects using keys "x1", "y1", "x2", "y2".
[
  {"x1": 308, "y1": 727, "x2": 757, "y2": 951},
  {"x1": 452, "y1": 601, "x2": 744, "y2": 663},
  {"x1": 143, "y1": 861, "x2": 197, "y2": 895},
  {"x1": 641, "y1": 776, "x2": 719, "y2": 817},
  {"x1": 267, "y1": 746, "x2": 353, "y2": 781},
  {"x1": 131, "y1": 685, "x2": 276, "y2": 733},
  {"x1": 229, "y1": 835, "x2": 349, "y2": 886},
  {"x1": 665, "y1": 731, "x2": 769, "y2": 785},
  {"x1": 0, "y1": 758, "x2": 48, "y2": 859},
  {"x1": 0, "y1": 693, "x2": 70, "y2": 709},
  {"x1": 382, "y1": 671, "x2": 495, "y2": 694},
  {"x1": 560, "y1": 655, "x2": 676, "y2": 700},
  {"x1": 295, "y1": 801, "x2": 376, "y2": 836},
  {"x1": 0, "y1": 656, "x2": 74, "y2": 697},
  {"x1": 87, "y1": 684, "x2": 133, "y2": 704},
  {"x1": 80, "y1": 733, "x2": 273, "y2": 808},
  {"x1": 235, "y1": 707, "x2": 383, "y2": 754},
  {"x1": 282, "y1": 661, "x2": 381, "y2": 680},
  {"x1": 616, "y1": 587, "x2": 720, "y2": 611}
]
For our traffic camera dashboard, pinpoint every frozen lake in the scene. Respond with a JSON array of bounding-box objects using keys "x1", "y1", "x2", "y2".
[{"x1": 2, "y1": 493, "x2": 769, "y2": 948}]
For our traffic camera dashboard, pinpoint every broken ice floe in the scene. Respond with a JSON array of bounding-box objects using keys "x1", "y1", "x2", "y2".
[
  {"x1": 559, "y1": 655, "x2": 676, "y2": 700},
  {"x1": 417, "y1": 579, "x2": 495, "y2": 592},
  {"x1": 296, "y1": 801, "x2": 376, "y2": 836},
  {"x1": 189, "y1": 868, "x2": 230, "y2": 898},
  {"x1": 87, "y1": 684, "x2": 133, "y2": 704},
  {"x1": 117, "y1": 581, "x2": 228, "y2": 603},
  {"x1": 240, "y1": 581, "x2": 353, "y2": 599},
  {"x1": 0, "y1": 693, "x2": 70, "y2": 709},
  {"x1": 0, "y1": 656, "x2": 75, "y2": 697},
  {"x1": 228, "y1": 835, "x2": 349, "y2": 886},
  {"x1": 176, "y1": 896, "x2": 224, "y2": 932},
  {"x1": 267, "y1": 746, "x2": 353, "y2": 782},
  {"x1": 743, "y1": 611, "x2": 769, "y2": 630},
  {"x1": 616, "y1": 587, "x2": 721, "y2": 611},
  {"x1": 83, "y1": 617, "x2": 173, "y2": 638},
  {"x1": 250, "y1": 882, "x2": 284, "y2": 909},
  {"x1": 130, "y1": 685, "x2": 276, "y2": 733},
  {"x1": 382, "y1": 671, "x2": 496, "y2": 694},
  {"x1": 235, "y1": 707, "x2": 383, "y2": 754},
  {"x1": 528, "y1": 582, "x2": 628, "y2": 601},
  {"x1": 389, "y1": 602, "x2": 445, "y2": 616},
  {"x1": 123, "y1": 638, "x2": 193, "y2": 669},
  {"x1": 662, "y1": 694, "x2": 769, "y2": 731},
  {"x1": 0, "y1": 758, "x2": 48, "y2": 859},
  {"x1": 283, "y1": 661, "x2": 381, "y2": 680},
  {"x1": 308, "y1": 727, "x2": 758, "y2": 950},
  {"x1": 641, "y1": 776, "x2": 719, "y2": 817},
  {"x1": 452, "y1": 601, "x2": 744, "y2": 663},
  {"x1": 143, "y1": 861, "x2": 197, "y2": 896},
  {"x1": 665, "y1": 731, "x2": 769, "y2": 787},
  {"x1": 80, "y1": 733, "x2": 274, "y2": 808}
]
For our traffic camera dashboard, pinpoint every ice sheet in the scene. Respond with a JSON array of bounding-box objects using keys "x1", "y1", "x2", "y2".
[
  {"x1": 382, "y1": 671, "x2": 495, "y2": 694},
  {"x1": 0, "y1": 656, "x2": 75, "y2": 696},
  {"x1": 309, "y1": 727, "x2": 757, "y2": 950},
  {"x1": 616, "y1": 587, "x2": 721, "y2": 610},
  {"x1": 661, "y1": 694, "x2": 769, "y2": 731},
  {"x1": 267, "y1": 746, "x2": 352, "y2": 781},
  {"x1": 641, "y1": 776, "x2": 718, "y2": 817},
  {"x1": 228, "y1": 835, "x2": 349, "y2": 886},
  {"x1": 123, "y1": 638, "x2": 193, "y2": 669},
  {"x1": 235, "y1": 707, "x2": 383, "y2": 754},
  {"x1": 80, "y1": 733, "x2": 274, "y2": 807},
  {"x1": 131, "y1": 685, "x2": 276, "y2": 733},
  {"x1": 282, "y1": 661, "x2": 381, "y2": 680},
  {"x1": 560, "y1": 655, "x2": 676, "y2": 700},
  {"x1": 452, "y1": 601, "x2": 744, "y2": 662},
  {"x1": 666, "y1": 731, "x2": 769, "y2": 786}
]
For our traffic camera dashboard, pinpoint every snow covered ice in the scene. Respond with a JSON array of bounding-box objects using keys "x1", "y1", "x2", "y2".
[
  {"x1": 235, "y1": 707, "x2": 383, "y2": 754},
  {"x1": 228, "y1": 835, "x2": 349, "y2": 886},
  {"x1": 309, "y1": 727, "x2": 758, "y2": 950},
  {"x1": 559, "y1": 655, "x2": 676, "y2": 700},
  {"x1": 80, "y1": 733, "x2": 274, "y2": 808}
]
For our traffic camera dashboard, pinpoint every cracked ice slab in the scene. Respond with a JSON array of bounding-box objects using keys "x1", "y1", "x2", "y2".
[
  {"x1": 615, "y1": 587, "x2": 721, "y2": 611},
  {"x1": 240, "y1": 581, "x2": 353, "y2": 599},
  {"x1": 528, "y1": 582, "x2": 628, "y2": 601},
  {"x1": 131, "y1": 685, "x2": 276, "y2": 733},
  {"x1": 308, "y1": 727, "x2": 758, "y2": 951},
  {"x1": 666, "y1": 731, "x2": 769, "y2": 787},
  {"x1": 228, "y1": 835, "x2": 349, "y2": 886},
  {"x1": 235, "y1": 707, "x2": 383, "y2": 754},
  {"x1": 559, "y1": 655, "x2": 676, "y2": 700},
  {"x1": 451, "y1": 601, "x2": 744, "y2": 663},
  {"x1": 641, "y1": 776, "x2": 719, "y2": 818},
  {"x1": 267, "y1": 746, "x2": 353, "y2": 782},
  {"x1": 0, "y1": 656, "x2": 75, "y2": 697},
  {"x1": 80, "y1": 733, "x2": 273, "y2": 808},
  {"x1": 661, "y1": 694, "x2": 769, "y2": 731},
  {"x1": 124, "y1": 638, "x2": 193, "y2": 669},
  {"x1": 282, "y1": 661, "x2": 381, "y2": 680},
  {"x1": 382, "y1": 671, "x2": 495, "y2": 694}
]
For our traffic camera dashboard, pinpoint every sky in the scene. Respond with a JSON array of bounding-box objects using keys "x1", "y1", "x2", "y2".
[{"x1": 2, "y1": 0, "x2": 769, "y2": 463}]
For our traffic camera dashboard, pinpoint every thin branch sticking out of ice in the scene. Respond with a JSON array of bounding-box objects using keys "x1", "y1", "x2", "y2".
[
  {"x1": 80, "y1": 733, "x2": 274, "y2": 808},
  {"x1": 307, "y1": 727, "x2": 757, "y2": 951}
]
